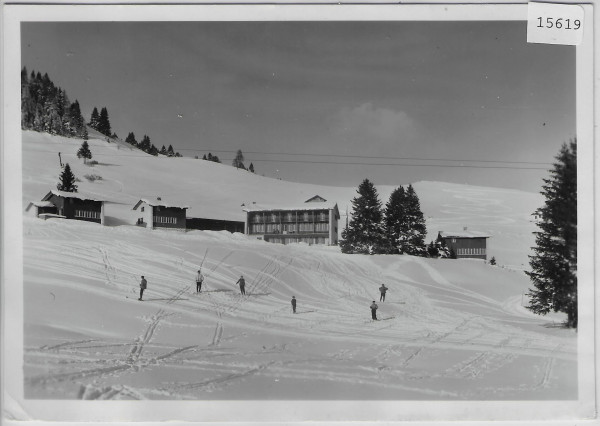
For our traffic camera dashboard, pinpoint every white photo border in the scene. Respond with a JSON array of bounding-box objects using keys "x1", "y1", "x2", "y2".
[{"x1": 1, "y1": 3, "x2": 596, "y2": 424}]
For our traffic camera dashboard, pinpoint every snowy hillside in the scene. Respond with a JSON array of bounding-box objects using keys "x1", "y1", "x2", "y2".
[
  {"x1": 22, "y1": 130, "x2": 543, "y2": 268},
  {"x1": 20, "y1": 130, "x2": 576, "y2": 407}
]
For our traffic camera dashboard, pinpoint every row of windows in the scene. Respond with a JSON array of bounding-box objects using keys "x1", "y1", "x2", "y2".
[
  {"x1": 457, "y1": 248, "x2": 486, "y2": 255},
  {"x1": 250, "y1": 223, "x2": 329, "y2": 234},
  {"x1": 154, "y1": 216, "x2": 177, "y2": 224},
  {"x1": 75, "y1": 210, "x2": 101, "y2": 219},
  {"x1": 267, "y1": 236, "x2": 329, "y2": 245},
  {"x1": 251, "y1": 212, "x2": 329, "y2": 223}
]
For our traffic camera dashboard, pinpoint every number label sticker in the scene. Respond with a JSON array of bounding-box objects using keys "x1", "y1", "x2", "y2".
[{"x1": 527, "y1": 2, "x2": 584, "y2": 45}]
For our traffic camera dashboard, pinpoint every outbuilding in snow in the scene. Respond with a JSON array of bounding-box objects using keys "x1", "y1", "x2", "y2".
[
  {"x1": 25, "y1": 200, "x2": 58, "y2": 218},
  {"x1": 28, "y1": 190, "x2": 106, "y2": 224},
  {"x1": 437, "y1": 228, "x2": 491, "y2": 260},
  {"x1": 133, "y1": 197, "x2": 188, "y2": 230}
]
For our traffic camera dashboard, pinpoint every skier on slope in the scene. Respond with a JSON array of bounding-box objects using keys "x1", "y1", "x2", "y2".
[
  {"x1": 139, "y1": 276, "x2": 147, "y2": 301},
  {"x1": 370, "y1": 301, "x2": 378, "y2": 320},
  {"x1": 236, "y1": 275, "x2": 246, "y2": 295},
  {"x1": 196, "y1": 269, "x2": 204, "y2": 293},
  {"x1": 379, "y1": 284, "x2": 388, "y2": 302},
  {"x1": 291, "y1": 296, "x2": 297, "y2": 314}
]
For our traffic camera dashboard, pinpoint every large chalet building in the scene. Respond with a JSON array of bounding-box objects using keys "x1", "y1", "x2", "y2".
[
  {"x1": 243, "y1": 195, "x2": 340, "y2": 245},
  {"x1": 437, "y1": 228, "x2": 491, "y2": 260}
]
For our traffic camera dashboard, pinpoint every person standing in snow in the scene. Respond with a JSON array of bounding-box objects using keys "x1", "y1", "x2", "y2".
[
  {"x1": 139, "y1": 276, "x2": 147, "y2": 301},
  {"x1": 291, "y1": 296, "x2": 297, "y2": 314},
  {"x1": 379, "y1": 284, "x2": 388, "y2": 302},
  {"x1": 196, "y1": 269, "x2": 204, "y2": 293},
  {"x1": 370, "y1": 301, "x2": 378, "y2": 320},
  {"x1": 236, "y1": 275, "x2": 246, "y2": 295}
]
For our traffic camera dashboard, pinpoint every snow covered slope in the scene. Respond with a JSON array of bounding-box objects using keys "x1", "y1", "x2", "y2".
[{"x1": 21, "y1": 130, "x2": 575, "y2": 404}]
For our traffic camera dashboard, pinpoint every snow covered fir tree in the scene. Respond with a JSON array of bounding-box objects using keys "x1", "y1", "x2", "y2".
[
  {"x1": 21, "y1": 68, "x2": 87, "y2": 138},
  {"x1": 232, "y1": 149, "x2": 246, "y2": 169},
  {"x1": 340, "y1": 179, "x2": 386, "y2": 254},
  {"x1": 76, "y1": 133, "x2": 92, "y2": 164},
  {"x1": 56, "y1": 163, "x2": 78, "y2": 192},
  {"x1": 384, "y1": 185, "x2": 427, "y2": 255},
  {"x1": 342, "y1": 179, "x2": 429, "y2": 256},
  {"x1": 526, "y1": 139, "x2": 577, "y2": 328}
]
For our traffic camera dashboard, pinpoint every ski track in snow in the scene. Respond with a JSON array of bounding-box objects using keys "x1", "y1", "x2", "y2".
[{"x1": 23, "y1": 208, "x2": 575, "y2": 400}]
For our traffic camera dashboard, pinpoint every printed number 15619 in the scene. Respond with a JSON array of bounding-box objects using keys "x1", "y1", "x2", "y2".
[{"x1": 536, "y1": 17, "x2": 581, "y2": 30}]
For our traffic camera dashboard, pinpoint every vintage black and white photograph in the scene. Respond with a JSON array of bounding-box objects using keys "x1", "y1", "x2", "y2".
[{"x1": 2, "y1": 3, "x2": 596, "y2": 424}]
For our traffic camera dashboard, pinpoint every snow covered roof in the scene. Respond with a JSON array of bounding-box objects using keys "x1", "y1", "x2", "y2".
[
  {"x1": 26, "y1": 200, "x2": 55, "y2": 211},
  {"x1": 438, "y1": 230, "x2": 491, "y2": 239},
  {"x1": 42, "y1": 190, "x2": 105, "y2": 202},
  {"x1": 305, "y1": 195, "x2": 327, "y2": 203},
  {"x1": 242, "y1": 201, "x2": 339, "y2": 213},
  {"x1": 133, "y1": 198, "x2": 189, "y2": 210}
]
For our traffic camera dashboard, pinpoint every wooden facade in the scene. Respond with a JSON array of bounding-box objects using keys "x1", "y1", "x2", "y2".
[
  {"x1": 33, "y1": 190, "x2": 105, "y2": 224},
  {"x1": 133, "y1": 198, "x2": 188, "y2": 230},
  {"x1": 243, "y1": 196, "x2": 340, "y2": 245},
  {"x1": 437, "y1": 230, "x2": 490, "y2": 260},
  {"x1": 187, "y1": 217, "x2": 245, "y2": 233}
]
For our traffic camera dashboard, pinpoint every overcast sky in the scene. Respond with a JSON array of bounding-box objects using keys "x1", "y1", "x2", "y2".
[{"x1": 21, "y1": 21, "x2": 575, "y2": 192}]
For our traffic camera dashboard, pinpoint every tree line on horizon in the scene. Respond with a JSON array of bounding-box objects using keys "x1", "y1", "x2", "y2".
[
  {"x1": 21, "y1": 67, "x2": 182, "y2": 158},
  {"x1": 21, "y1": 67, "x2": 87, "y2": 139}
]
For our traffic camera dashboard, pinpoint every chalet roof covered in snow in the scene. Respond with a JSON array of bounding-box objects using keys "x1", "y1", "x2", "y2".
[
  {"x1": 26, "y1": 200, "x2": 55, "y2": 210},
  {"x1": 133, "y1": 198, "x2": 189, "y2": 210},
  {"x1": 42, "y1": 190, "x2": 105, "y2": 202},
  {"x1": 242, "y1": 201, "x2": 339, "y2": 213},
  {"x1": 438, "y1": 230, "x2": 491, "y2": 239}
]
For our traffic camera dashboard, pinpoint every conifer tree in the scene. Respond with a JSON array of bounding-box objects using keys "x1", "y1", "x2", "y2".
[
  {"x1": 402, "y1": 185, "x2": 428, "y2": 256},
  {"x1": 167, "y1": 145, "x2": 175, "y2": 157},
  {"x1": 125, "y1": 132, "x2": 138, "y2": 146},
  {"x1": 57, "y1": 163, "x2": 78, "y2": 192},
  {"x1": 233, "y1": 149, "x2": 245, "y2": 169},
  {"x1": 139, "y1": 135, "x2": 151, "y2": 152},
  {"x1": 77, "y1": 138, "x2": 92, "y2": 164},
  {"x1": 249, "y1": 163, "x2": 255, "y2": 173},
  {"x1": 526, "y1": 139, "x2": 577, "y2": 328},
  {"x1": 203, "y1": 154, "x2": 207, "y2": 160},
  {"x1": 340, "y1": 179, "x2": 386, "y2": 254},
  {"x1": 68, "y1": 100, "x2": 85, "y2": 137},
  {"x1": 384, "y1": 186, "x2": 407, "y2": 254},
  {"x1": 89, "y1": 107, "x2": 100, "y2": 130},
  {"x1": 98, "y1": 107, "x2": 111, "y2": 136},
  {"x1": 160, "y1": 145, "x2": 167, "y2": 155}
]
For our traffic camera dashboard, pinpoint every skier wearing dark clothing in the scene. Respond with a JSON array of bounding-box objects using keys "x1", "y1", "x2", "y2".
[
  {"x1": 370, "y1": 301, "x2": 378, "y2": 320},
  {"x1": 196, "y1": 269, "x2": 204, "y2": 293},
  {"x1": 139, "y1": 276, "x2": 147, "y2": 301},
  {"x1": 291, "y1": 296, "x2": 297, "y2": 313},
  {"x1": 236, "y1": 275, "x2": 246, "y2": 295},
  {"x1": 379, "y1": 284, "x2": 388, "y2": 302}
]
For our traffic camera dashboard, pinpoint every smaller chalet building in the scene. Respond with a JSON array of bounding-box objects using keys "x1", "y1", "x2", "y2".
[
  {"x1": 243, "y1": 195, "x2": 340, "y2": 245},
  {"x1": 26, "y1": 190, "x2": 105, "y2": 224},
  {"x1": 437, "y1": 229, "x2": 490, "y2": 260},
  {"x1": 133, "y1": 197, "x2": 188, "y2": 230}
]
